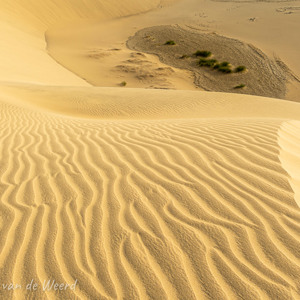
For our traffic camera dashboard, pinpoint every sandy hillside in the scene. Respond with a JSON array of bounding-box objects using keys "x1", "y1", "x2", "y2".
[{"x1": 0, "y1": 0, "x2": 300, "y2": 300}]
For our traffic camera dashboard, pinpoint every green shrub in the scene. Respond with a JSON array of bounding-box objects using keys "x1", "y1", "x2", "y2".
[
  {"x1": 234, "y1": 84, "x2": 246, "y2": 89},
  {"x1": 199, "y1": 58, "x2": 218, "y2": 67},
  {"x1": 194, "y1": 50, "x2": 212, "y2": 57},
  {"x1": 165, "y1": 40, "x2": 176, "y2": 45},
  {"x1": 235, "y1": 65, "x2": 247, "y2": 73},
  {"x1": 220, "y1": 61, "x2": 230, "y2": 67},
  {"x1": 120, "y1": 81, "x2": 127, "y2": 86},
  {"x1": 218, "y1": 66, "x2": 232, "y2": 73}
]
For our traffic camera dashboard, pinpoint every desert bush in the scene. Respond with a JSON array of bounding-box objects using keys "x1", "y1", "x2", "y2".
[
  {"x1": 218, "y1": 66, "x2": 232, "y2": 73},
  {"x1": 120, "y1": 81, "x2": 127, "y2": 86},
  {"x1": 165, "y1": 40, "x2": 176, "y2": 45},
  {"x1": 220, "y1": 61, "x2": 230, "y2": 67},
  {"x1": 194, "y1": 50, "x2": 212, "y2": 57},
  {"x1": 235, "y1": 65, "x2": 247, "y2": 72},
  {"x1": 199, "y1": 58, "x2": 218, "y2": 67},
  {"x1": 234, "y1": 84, "x2": 246, "y2": 89}
]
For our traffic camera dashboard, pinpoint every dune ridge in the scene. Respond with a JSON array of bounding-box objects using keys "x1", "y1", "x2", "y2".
[{"x1": 2, "y1": 84, "x2": 300, "y2": 120}]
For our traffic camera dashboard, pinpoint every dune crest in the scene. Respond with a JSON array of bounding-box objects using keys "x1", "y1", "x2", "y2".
[{"x1": 2, "y1": 84, "x2": 300, "y2": 120}]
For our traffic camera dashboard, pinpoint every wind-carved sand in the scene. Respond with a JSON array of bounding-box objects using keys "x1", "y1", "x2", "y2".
[
  {"x1": 0, "y1": 0, "x2": 300, "y2": 299},
  {"x1": 1, "y1": 84, "x2": 300, "y2": 299}
]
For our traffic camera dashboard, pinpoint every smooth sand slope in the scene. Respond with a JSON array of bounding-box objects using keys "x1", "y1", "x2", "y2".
[
  {"x1": 0, "y1": 0, "x2": 171, "y2": 85},
  {"x1": 0, "y1": 0, "x2": 300, "y2": 299}
]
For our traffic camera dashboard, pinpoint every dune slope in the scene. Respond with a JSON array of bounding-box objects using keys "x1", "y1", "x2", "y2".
[
  {"x1": 0, "y1": 0, "x2": 165, "y2": 85},
  {"x1": 1, "y1": 88, "x2": 300, "y2": 299}
]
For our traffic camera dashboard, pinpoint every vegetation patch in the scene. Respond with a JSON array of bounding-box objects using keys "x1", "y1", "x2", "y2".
[
  {"x1": 198, "y1": 59, "x2": 233, "y2": 73},
  {"x1": 194, "y1": 50, "x2": 212, "y2": 57},
  {"x1": 165, "y1": 40, "x2": 176, "y2": 45},
  {"x1": 234, "y1": 84, "x2": 246, "y2": 89},
  {"x1": 120, "y1": 81, "x2": 127, "y2": 86},
  {"x1": 198, "y1": 58, "x2": 218, "y2": 67},
  {"x1": 235, "y1": 65, "x2": 247, "y2": 73},
  {"x1": 220, "y1": 62, "x2": 230, "y2": 67},
  {"x1": 127, "y1": 25, "x2": 289, "y2": 98},
  {"x1": 218, "y1": 66, "x2": 232, "y2": 73}
]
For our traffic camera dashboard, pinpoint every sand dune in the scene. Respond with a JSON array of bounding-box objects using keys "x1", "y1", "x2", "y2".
[
  {"x1": 0, "y1": 0, "x2": 300, "y2": 299},
  {"x1": 1, "y1": 87, "x2": 300, "y2": 299},
  {"x1": 0, "y1": 0, "x2": 169, "y2": 85}
]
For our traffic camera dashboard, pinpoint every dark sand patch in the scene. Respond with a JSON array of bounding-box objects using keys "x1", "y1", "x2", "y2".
[{"x1": 127, "y1": 25, "x2": 293, "y2": 98}]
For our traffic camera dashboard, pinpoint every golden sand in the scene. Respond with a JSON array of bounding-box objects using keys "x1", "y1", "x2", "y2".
[{"x1": 0, "y1": 0, "x2": 300, "y2": 299}]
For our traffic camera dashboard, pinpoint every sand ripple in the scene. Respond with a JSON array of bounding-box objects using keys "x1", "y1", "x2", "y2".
[{"x1": 1, "y1": 96, "x2": 300, "y2": 299}]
